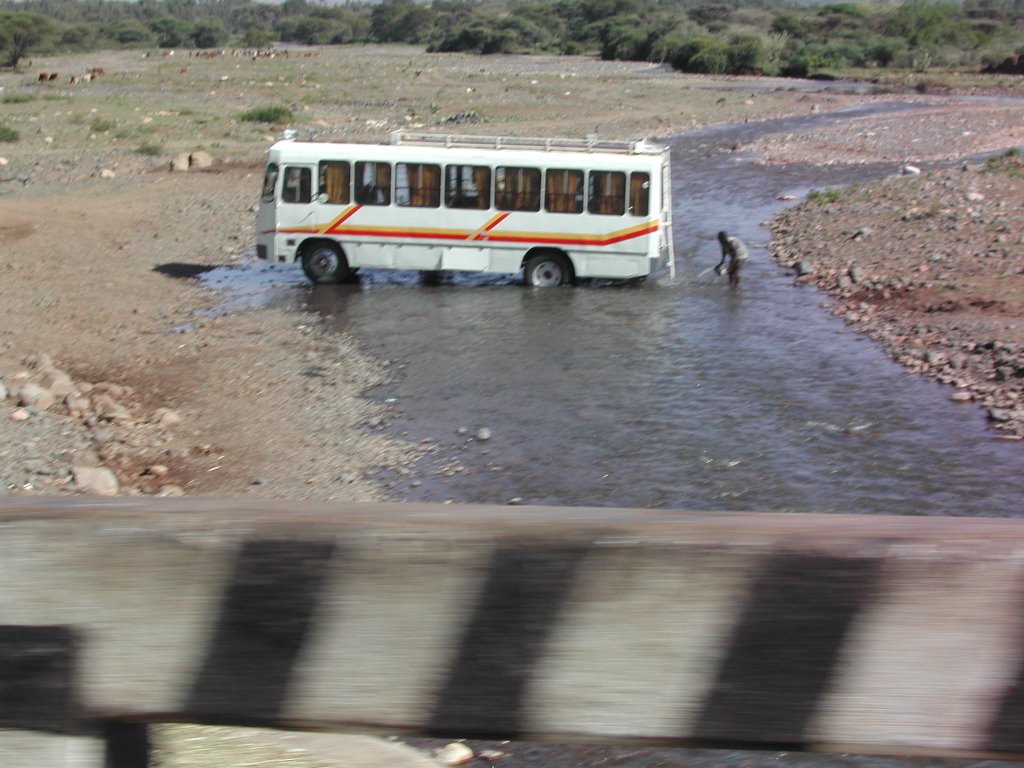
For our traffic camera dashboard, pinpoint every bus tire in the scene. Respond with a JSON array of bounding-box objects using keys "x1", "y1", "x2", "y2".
[
  {"x1": 524, "y1": 252, "x2": 572, "y2": 287},
  {"x1": 301, "y1": 242, "x2": 349, "y2": 284}
]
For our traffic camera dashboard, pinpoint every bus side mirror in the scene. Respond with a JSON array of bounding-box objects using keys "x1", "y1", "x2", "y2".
[{"x1": 316, "y1": 192, "x2": 330, "y2": 204}]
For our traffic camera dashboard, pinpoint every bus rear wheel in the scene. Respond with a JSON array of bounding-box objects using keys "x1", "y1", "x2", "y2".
[
  {"x1": 524, "y1": 253, "x2": 572, "y2": 287},
  {"x1": 301, "y1": 242, "x2": 349, "y2": 284}
]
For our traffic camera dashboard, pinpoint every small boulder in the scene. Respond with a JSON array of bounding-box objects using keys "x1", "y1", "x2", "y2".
[
  {"x1": 189, "y1": 150, "x2": 214, "y2": 168},
  {"x1": 65, "y1": 393, "x2": 91, "y2": 417},
  {"x1": 73, "y1": 465, "x2": 119, "y2": 496},
  {"x1": 436, "y1": 743, "x2": 474, "y2": 766},
  {"x1": 18, "y1": 383, "x2": 54, "y2": 410},
  {"x1": 170, "y1": 153, "x2": 190, "y2": 172},
  {"x1": 151, "y1": 407, "x2": 182, "y2": 427},
  {"x1": 41, "y1": 370, "x2": 74, "y2": 397}
]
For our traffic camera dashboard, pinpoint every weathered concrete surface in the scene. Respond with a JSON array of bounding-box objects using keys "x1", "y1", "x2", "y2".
[{"x1": 3, "y1": 498, "x2": 1024, "y2": 765}]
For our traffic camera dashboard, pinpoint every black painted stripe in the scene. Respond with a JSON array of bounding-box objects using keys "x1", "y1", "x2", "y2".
[
  {"x1": 693, "y1": 552, "x2": 882, "y2": 746},
  {"x1": 185, "y1": 539, "x2": 336, "y2": 723},
  {"x1": 0, "y1": 625, "x2": 85, "y2": 735},
  {"x1": 986, "y1": 574, "x2": 1024, "y2": 753},
  {"x1": 426, "y1": 541, "x2": 590, "y2": 738},
  {"x1": 103, "y1": 722, "x2": 150, "y2": 768}
]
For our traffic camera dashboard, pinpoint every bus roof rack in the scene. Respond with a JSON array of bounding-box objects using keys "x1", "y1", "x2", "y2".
[{"x1": 388, "y1": 130, "x2": 664, "y2": 155}]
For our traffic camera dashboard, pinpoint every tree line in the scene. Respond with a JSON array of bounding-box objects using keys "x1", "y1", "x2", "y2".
[{"x1": 3, "y1": 0, "x2": 1024, "y2": 76}]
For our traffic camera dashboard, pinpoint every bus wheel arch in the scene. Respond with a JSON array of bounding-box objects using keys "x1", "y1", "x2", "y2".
[
  {"x1": 523, "y1": 249, "x2": 574, "y2": 287},
  {"x1": 299, "y1": 239, "x2": 350, "y2": 284}
]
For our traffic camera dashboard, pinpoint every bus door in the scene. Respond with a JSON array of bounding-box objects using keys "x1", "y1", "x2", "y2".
[
  {"x1": 279, "y1": 164, "x2": 316, "y2": 238},
  {"x1": 257, "y1": 162, "x2": 281, "y2": 260}
]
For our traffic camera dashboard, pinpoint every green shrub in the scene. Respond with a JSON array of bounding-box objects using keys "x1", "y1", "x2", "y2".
[
  {"x1": 2, "y1": 93, "x2": 34, "y2": 104},
  {"x1": 136, "y1": 141, "x2": 163, "y2": 156},
  {"x1": 0, "y1": 125, "x2": 20, "y2": 142},
  {"x1": 238, "y1": 105, "x2": 293, "y2": 124},
  {"x1": 807, "y1": 187, "x2": 843, "y2": 204},
  {"x1": 90, "y1": 117, "x2": 115, "y2": 133}
]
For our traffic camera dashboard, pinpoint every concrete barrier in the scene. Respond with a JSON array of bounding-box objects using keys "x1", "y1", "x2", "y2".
[{"x1": 3, "y1": 498, "x2": 1024, "y2": 767}]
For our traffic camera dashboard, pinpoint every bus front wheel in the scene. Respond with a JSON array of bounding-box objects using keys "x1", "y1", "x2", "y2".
[
  {"x1": 524, "y1": 253, "x2": 572, "y2": 287},
  {"x1": 301, "y1": 243, "x2": 349, "y2": 284}
]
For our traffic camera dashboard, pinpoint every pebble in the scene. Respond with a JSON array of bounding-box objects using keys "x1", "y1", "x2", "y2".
[{"x1": 475, "y1": 427, "x2": 492, "y2": 441}]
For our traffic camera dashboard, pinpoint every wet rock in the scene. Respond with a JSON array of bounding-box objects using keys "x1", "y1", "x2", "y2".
[
  {"x1": 794, "y1": 260, "x2": 813, "y2": 276},
  {"x1": 475, "y1": 426, "x2": 492, "y2": 441},
  {"x1": 988, "y1": 407, "x2": 1012, "y2": 422},
  {"x1": 900, "y1": 164, "x2": 921, "y2": 175},
  {"x1": 72, "y1": 465, "x2": 119, "y2": 496},
  {"x1": 951, "y1": 391, "x2": 973, "y2": 402},
  {"x1": 456, "y1": 426, "x2": 469, "y2": 436}
]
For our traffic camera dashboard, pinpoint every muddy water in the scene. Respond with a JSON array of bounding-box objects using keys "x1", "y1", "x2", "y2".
[{"x1": 210, "y1": 101, "x2": 1024, "y2": 515}]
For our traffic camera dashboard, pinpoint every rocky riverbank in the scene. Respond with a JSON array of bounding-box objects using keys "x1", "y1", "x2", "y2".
[{"x1": 769, "y1": 153, "x2": 1024, "y2": 438}]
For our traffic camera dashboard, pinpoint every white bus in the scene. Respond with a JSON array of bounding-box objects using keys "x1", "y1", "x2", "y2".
[{"x1": 256, "y1": 131, "x2": 674, "y2": 286}]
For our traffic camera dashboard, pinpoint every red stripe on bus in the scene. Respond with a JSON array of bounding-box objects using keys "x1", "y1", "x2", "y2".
[{"x1": 323, "y1": 205, "x2": 363, "y2": 234}]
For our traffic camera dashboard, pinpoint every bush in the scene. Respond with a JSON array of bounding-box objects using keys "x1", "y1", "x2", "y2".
[
  {"x1": 238, "y1": 105, "x2": 293, "y2": 124},
  {"x1": 90, "y1": 117, "x2": 115, "y2": 133},
  {"x1": 0, "y1": 125, "x2": 20, "y2": 142},
  {"x1": 136, "y1": 141, "x2": 163, "y2": 156},
  {"x1": 672, "y1": 37, "x2": 729, "y2": 74},
  {"x1": 2, "y1": 94, "x2": 34, "y2": 104},
  {"x1": 807, "y1": 187, "x2": 843, "y2": 204}
]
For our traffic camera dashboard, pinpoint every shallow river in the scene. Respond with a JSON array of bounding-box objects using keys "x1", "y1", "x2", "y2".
[{"x1": 210, "y1": 101, "x2": 1024, "y2": 516}]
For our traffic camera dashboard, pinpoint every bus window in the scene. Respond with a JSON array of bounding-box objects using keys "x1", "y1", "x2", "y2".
[
  {"x1": 445, "y1": 165, "x2": 491, "y2": 209},
  {"x1": 588, "y1": 171, "x2": 626, "y2": 216},
  {"x1": 545, "y1": 169, "x2": 583, "y2": 214},
  {"x1": 396, "y1": 163, "x2": 441, "y2": 208},
  {"x1": 355, "y1": 161, "x2": 391, "y2": 206},
  {"x1": 629, "y1": 172, "x2": 650, "y2": 217},
  {"x1": 496, "y1": 167, "x2": 541, "y2": 212},
  {"x1": 282, "y1": 166, "x2": 312, "y2": 204},
  {"x1": 261, "y1": 163, "x2": 279, "y2": 202},
  {"x1": 319, "y1": 161, "x2": 350, "y2": 205}
]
